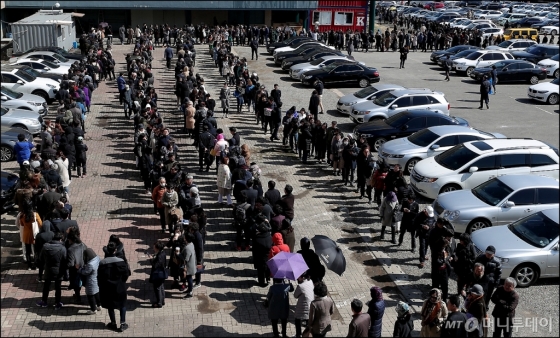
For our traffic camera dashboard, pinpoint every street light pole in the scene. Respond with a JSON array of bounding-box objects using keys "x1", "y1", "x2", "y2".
[{"x1": 369, "y1": 0, "x2": 376, "y2": 34}]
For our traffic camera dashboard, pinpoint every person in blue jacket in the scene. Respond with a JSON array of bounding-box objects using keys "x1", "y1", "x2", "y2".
[{"x1": 14, "y1": 133, "x2": 34, "y2": 169}]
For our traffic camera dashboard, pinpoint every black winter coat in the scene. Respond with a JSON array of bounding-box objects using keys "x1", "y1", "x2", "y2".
[
  {"x1": 400, "y1": 200, "x2": 419, "y2": 232},
  {"x1": 252, "y1": 231, "x2": 272, "y2": 269},
  {"x1": 98, "y1": 256, "x2": 129, "y2": 308},
  {"x1": 475, "y1": 254, "x2": 502, "y2": 284},
  {"x1": 40, "y1": 240, "x2": 67, "y2": 280}
]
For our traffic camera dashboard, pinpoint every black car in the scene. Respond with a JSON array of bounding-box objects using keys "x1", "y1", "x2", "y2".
[
  {"x1": 531, "y1": 19, "x2": 559, "y2": 30},
  {"x1": 274, "y1": 44, "x2": 334, "y2": 65},
  {"x1": 470, "y1": 60, "x2": 548, "y2": 84},
  {"x1": 267, "y1": 36, "x2": 311, "y2": 54},
  {"x1": 430, "y1": 45, "x2": 479, "y2": 63},
  {"x1": 353, "y1": 110, "x2": 470, "y2": 152},
  {"x1": 1, "y1": 171, "x2": 19, "y2": 214},
  {"x1": 511, "y1": 44, "x2": 560, "y2": 64},
  {"x1": 301, "y1": 63, "x2": 380, "y2": 88},
  {"x1": 281, "y1": 49, "x2": 345, "y2": 70},
  {"x1": 2, "y1": 64, "x2": 63, "y2": 83},
  {"x1": 514, "y1": 17, "x2": 545, "y2": 28},
  {"x1": 11, "y1": 46, "x2": 83, "y2": 61},
  {"x1": 437, "y1": 48, "x2": 481, "y2": 68},
  {"x1": 1, "y1": 127, "x2": 33, "y2": 162}
]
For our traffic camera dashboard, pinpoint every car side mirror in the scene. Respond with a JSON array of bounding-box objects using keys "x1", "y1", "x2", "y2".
[
  {"x1": 430, "y1": 144, "x2": 440, "y2": 150},
  {"x1": 0, "y1": 95, "x2": 7, "y2": 101},
  {"x1": 469, "y1": 166, "x2": 479, "y2": 173},
  {"x1": 16, "y1": 80, "x2": 24, "y2": 85},
  {"x1": 503, "y1": 200, "x2": 515, "y2": 208},
  {"x1": 44, "y1": 67, "x2": 50, "y2": 71},
  {"x1": 390, "y1": 104, "x2": 398, "y2": 109}
]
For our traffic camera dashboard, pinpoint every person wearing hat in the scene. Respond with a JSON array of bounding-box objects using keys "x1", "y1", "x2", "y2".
[
  {"x1": 413, "y1": 206, "x2": 436, "y2": 268},
  {"x1": 420, "y1": 288, "x2": 448, "y2": 337},
  {"x1": 475, "y1": 245, "x2": 502, "y2": 309},
  {"x1": 491, "y1": 277, "x2": 519, "y2": 338},
  {"x1": 478, "y1": 74, "x2": 491, "y2": 110},
  {"x1": 393, "y1": 301, "x2": 413, "y2": 337},
  {"x1": 75, "y1": 136, "x2": 88, "y2": 178},
  {"x1": 464, "y1": 284, "x2": 487, "y2": 337}
]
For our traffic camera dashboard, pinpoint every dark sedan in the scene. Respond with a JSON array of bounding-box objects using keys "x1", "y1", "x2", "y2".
[
  {"x1": 430, "y1": 45, "x2": 479, "y2": 63},
  {"x1": 470, "y1": 60, "x2": 548, "y2": 84},
  {"x1": 1, "y1": 171, "x2": 19, "y2": 214},
  {"x1": 514, "y1": 17, "x2": 545, "y2": 28},
  {"x1": 11, "y1": 46, "x2": 83, "y2": 61},
  {"x1": 511, "y1": 44, "x2": 560, "y2": 64},
  {"x1": 274, "y1": 43, "x2": 332, "y2": 65},
  {"x1": 281, "y1": 49, "x2": 345, "y2": 70},
  {"x1": 436, "y1": 48, "x2": 481, "y2": 69},
  {"x1": 352, "y1": 110, "x2": 469, "y2": 152},
  {"x1": 267, "y1": 36, "x2": 311, "y2": 54},
  {"x1": 301, "y1": 63, "x2": 380, "y2": 88}
]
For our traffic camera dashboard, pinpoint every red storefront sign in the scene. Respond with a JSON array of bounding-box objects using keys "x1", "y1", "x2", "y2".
[{"x1": 310, "y1": 0, "x2": 368, "y2": 32}]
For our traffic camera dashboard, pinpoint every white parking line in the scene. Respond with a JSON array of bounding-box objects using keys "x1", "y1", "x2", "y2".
[
  {"x1": 509, "y1": 96, "x2": 554, "y2": 115},
  {"x1": 331, "y1": 88, "x2": 345, "y2": 98}
]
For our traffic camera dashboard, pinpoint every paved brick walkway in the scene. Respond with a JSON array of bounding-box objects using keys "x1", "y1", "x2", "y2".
[{"x1": 1, "y1": 43, "x2": 418, "y2": 337}]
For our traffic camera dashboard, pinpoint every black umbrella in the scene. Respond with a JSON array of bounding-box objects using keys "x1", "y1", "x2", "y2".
[{"x1": 311, "y1": 235, "x2": 346, "y2": 276}]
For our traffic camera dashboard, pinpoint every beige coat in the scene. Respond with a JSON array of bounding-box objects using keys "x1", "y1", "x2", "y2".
[
  {"x1": 185, "y1": 106, "x2": 196, "y2": 130},
  {"x1": 420, "y1": 300, "x2": 448, "y2": 337},
  {"x1": 308, "y1": 296, "x2": 334, "y2": 335}
]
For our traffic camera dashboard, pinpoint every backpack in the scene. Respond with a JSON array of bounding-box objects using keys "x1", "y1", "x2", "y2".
[{"x1": 234, "y1": 202, "x2": 250, "y2": 228}]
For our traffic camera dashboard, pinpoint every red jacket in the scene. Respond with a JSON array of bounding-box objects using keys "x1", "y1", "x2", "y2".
[
  {"x1": 269, "y1": 233, "x2": 290, "y2": 259},
  {"x1": 152, "y1": 186, "x2": 166, "y2": 209},
  {"x1": 372, "y1": 170, "x2": 387, "y2": 191}
]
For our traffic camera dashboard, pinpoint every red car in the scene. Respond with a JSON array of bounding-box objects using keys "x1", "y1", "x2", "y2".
[{"x1": 424, "y1": 2, "x2": 445, "y2": 9}]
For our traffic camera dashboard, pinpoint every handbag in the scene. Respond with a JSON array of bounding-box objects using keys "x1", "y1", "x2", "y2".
[
  {"x1": 209, "y1": 148, "x2": 218, "y2": 156},
  {"x1": 32, "y1": 213, "x2": 40, "y2": 239},
  {"x1": 392, "y1": 203, "x2": 403, "y2": 222}
]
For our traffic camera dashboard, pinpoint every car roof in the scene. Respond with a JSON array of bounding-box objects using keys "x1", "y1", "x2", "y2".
[
  {"x1": 507, "y1": 39, "x2": 536, "y2": 42},
  {"x1": 371, "y1": 83, "x2": 406, "y2": 90},
  {"x1": 397, "y1": 109, "x2": 453, "y2": 118},
  {"x1": 465, "y1": 138, "x2": 552, "y2": 153},
  {"x1": 321, "y1": 55, "x2": 348, "y2": 60},
  {"x1": 388, "y1": 89, "x2": 441, "y2": 96},
  {"x1": 541, "y1": 207, "x2": 560, "y2": 224},
  {"x1": 427, "y1": 125, "x2": 487, "y2": 136},
  {"x1": 495, "y1": 59, "x2": 529, "y2": 65},
  {"x1": 498, "y1": 175, "x2": 559, "y2": 190}
]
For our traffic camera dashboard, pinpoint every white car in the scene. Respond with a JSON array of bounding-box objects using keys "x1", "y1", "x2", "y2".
[
  {"x1": 273, "y1": 42, "x2": 333, "y2": 55},
  {"x1": 498, "y1": 13, "x2": 526, "y2": 26},
  {"x1": 289, "y1": 56, "x2": 361, "y2": 80},
  {"x1": 410, "y1": 138, "x2": 560, "y2": 199},
  {"x1": 481, "y1": 27, "x2": 504, "y2": 38},
  {"x1": 475, "y1": 10, "x2": 504, "y2": 20},
  {"x1": 1, "y1": 86, "x2": 47, "y2": 116},
  {"x1": 486, "y1": 39, "x2": 537, "y2": 52},
  {"x1": 454, "y1": 50, "x2": 514, "y2": 76},
  {"x1": 1, "y1": 68, "x2": 59, "y2": 102},
  {"x1": 540, "y1": 25, "x2": 559, "y2": 36},
  {"x1": 537, "y1": 54, "x2": 559, "y2": 78},
  {"x1": 336, "y1": 84, "x2": 406, "y2": 115},
  {"x1": 9, "y1": 51, "x2": 78, "y2": 68},
  {"x1": 527, "y1": 78, "x2": 559, "y2": 105},
  {"x1": 11, "y1": 58, "x2": 71, "y2": 76}
]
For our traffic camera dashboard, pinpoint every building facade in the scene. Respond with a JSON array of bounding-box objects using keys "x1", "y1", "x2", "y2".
[{"x1": 310, "y1": 0, "x2": 368, "y2": 33}]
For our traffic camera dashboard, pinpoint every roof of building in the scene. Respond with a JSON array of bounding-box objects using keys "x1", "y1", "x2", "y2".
[{"x1": 11, "y1": 10, "x2": 76, "y2": 25}]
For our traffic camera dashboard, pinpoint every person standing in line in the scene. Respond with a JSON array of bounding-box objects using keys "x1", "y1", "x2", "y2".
[
  {"x1": 152, "y1": 177, "x2": 167, "y2": 233},
  {"x1": 367, "y1": 286, "x2": 386, "y2": 338},
  {"x1": 478, "y1": 75, "x2": 491, "y2": 110},
  {"x1": 399, "y1": 44, "x2": 409, "y2": 69},
  {"x1": 463, "y1": 284, "x2": 487, "y2": 338},
  {"x1": 219, "y1": 82, "x2": 231, "y2": 118},
  {"x1": 398, "y1": 192, "x2": 419, "y2": 250},
  {"x1": 77, "y1": 248, "x2": 101, "y2": 315},
  {"x1": 393, "y1": 301, "x2": 414, "y2": 337},
  {"x1": 307, "y1": 281, "x2": 334, "y2": 337},
  {"x1": 98, "y1": 242, "x2": 130, "y2": 332},
  {"x1": 491, "y1": 277, "x2": 519, "y2": 338},
  {"x1": 266, "y1": 278, "x2": 292, "y2": 338},
  {"x1": 293, "y1": 272, "x2": 314, "y2": 338},
  {"x1": 164, "y1": 44, "x2": 174, "y2": 70},
  {"x1": 475, "y1": 245, "x2": 502, "y2": 310},
  {"x1": 189, "y1": 222, "x2": 205, "y2": 289},
  {"x1": 182, "y1": 233, "x2": 197, "y2": 299},
  {"x1": 313, "y1": 79, "x2": 324, "y2": 114},
  {"x1": 148, "y1": 240, "x2": 166, "y2": 308},
  {"x1": 19, "y1": 200, "x2": 42, "y2": 270},
  {"x1": 415, "y1": 206, "x2": 436, "y2": 268},
  {"x1": 308, "y1": 90, "x2": 320, "y2": 121},
  {"x1": 443, "y1": 55, "x2": 451, "y2": 81},
  {"x1": 36, "y1": 232, "x2": 66, "y2": 309},
  {"x1": 420, "y1": 288, "x2": 448, "y2": 337},
  {"x1": 441, "y1": 294, "x2": 468, "y2": 338},
  {"x1": 347, "y1": 299, "x2": 371, "y2": 337}
]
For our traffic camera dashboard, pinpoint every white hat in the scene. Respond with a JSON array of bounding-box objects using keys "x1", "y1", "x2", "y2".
[{"x1": 425, "y1": 206, "x2": 434, "y2": 218}]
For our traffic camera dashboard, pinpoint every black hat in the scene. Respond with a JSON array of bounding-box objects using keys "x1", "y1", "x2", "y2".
[{"x1": 485, "y1": 245, "x2": 496, "y2": 254}]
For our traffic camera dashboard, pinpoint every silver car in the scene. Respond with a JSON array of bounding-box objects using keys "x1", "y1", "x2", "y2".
[
  {"x1": 471, "y1": 207, "x2": 559, "y2": 287},
  {"x1": 336, "y1": 84, "x2": 405, "y2": 115},
  {"x1": 289, "y1": 56, "x2": 360, "y2": 81},
  {"x1": 1, "y1": 86, "x2": 48, "y2": 116},
  {"x1": 434, "y1": 175, "x2": 560, "y2": 234},
  {"x1": 0, "y1": 106, "x2": 42, "y2": 135},
  {"x1": 378, "y1": 125, "x2": 506, "y2": 174}
]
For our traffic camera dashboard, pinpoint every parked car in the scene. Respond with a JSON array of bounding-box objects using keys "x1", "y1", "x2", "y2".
[
  {"x1": 539, "y1": 22, "x2": 560, "y2": 36},
  {"x1": 353, "y1": 110, "x2": 469, "y2": 152},
  {"x1": 282, "y1": 49, "x2": 346, "y2": 70},
  {"x1": 9, "y1": 51, "x2": 77, "y2": 67},
  {"x1": 300, "y1": 63, "x2": 380, "y2": 88},
  {"x1": 475, "y1": 10, "x2": 504, "y2": 19},
  {"x1": 454, "y1": 50, "x2": 514, "y2": 76},
  {"x1": 424, "y1": 2, "x2": 445, "y2": 9},
  {"x1": 274, "y1": 44, "x2": 334, "y2": 65},
  {"x1": 290, "y1": 56, "x2": 358, "y2": 80},
  {"x1": 379, "y1": 125, "x2": 504, "y2": 173},
  {"x1": 470, "y1": 60, "x2": 548, "y2": 84},
  {"x1": 1, "y1": 170, "x2": 20, "y2": 213},
  {"x1": 1, "y1": 68, "x2": 59, "y2": 102},
  {"x1": 527, "y1": 78, "x2": 559, "y2": 105},
  {"x1": 511, "y1": 44, "x2": 560, "y2": 64},
  {"x1": 481, "y1": 27, "x2": 504, "y2": 38},
  {"x1": 434, "y1": 175, "x2": 559, "y2": 234},
  {"x1": 486, "y1": 39, "x2": 537, "y2": 52},
  {"x1": 537, "y1": 54, "x2": 559, "y2": 78},
  {"x1": 337, "y1": 84, "x2": 406, "y2": 115},
  {"x1": 274, "y1": 40, "x2": 331, "y2": 56},
  {"x1": 514, "y1": 17, "x2": 545, "y2": 28},
  {"x1": 1, "y1": 127, "x2": 33, "y2": 162},
  {"x1": 410, "y1": 138, "x2": 560, "y2": 199},
  {"x1": 1, "y1": 86, "x2": 48, "y2": 116},
  {"x1": 471, "y1": 207, "x2": 559, "y2": 287},
  {"x1": 11, "y1": 58, "x2": 71, "y2": 76},
  {"x1": 10, "y1": 46, "x2": 83, "y2": 61},
  {"x1": 0, "y1": 107, "x2": 43, "y2": 135},
  {"x1": 2, "y1": 64, "x2": 63, "y2": 83},
  {"x1": 497, "y1": 13, "x2": 526, "y2": 26},
  {"x1": 349, "y1": 89, "x2": 449, "y2": 124},
  {"x1": 436, "y1": 48, "x2": 481, "y2": 69},
  {"x1": 267, "y1": 36, "x2": 311, "y2": 54},
  {"x1": 430, "y1": 44, "x2": 479, "y2": 63}
]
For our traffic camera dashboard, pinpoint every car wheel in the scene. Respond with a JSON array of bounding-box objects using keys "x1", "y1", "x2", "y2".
[
  {"x1": 554, "y1": 69, "x2": 559, "y2": 79},
  {"x1": 12, "y1": 124, "x2": 28, "y2": 130},
  {"x1": 529, "y1": 75, "x2": 539, "y2": 84},
  {"x1": 373, "y1": 138, "x2": 387, "y2": 152},
  {"x1": 1, "y1": 145, "x2": 14, "y2": 162},
  {"x1": 405, "y1": 158, "x2": 421, "y2": 174},
  {"x1": 466, "y1": 67, "x2": 474, "y2": 77},
  {"x1": 547, "y1": 93, "x2": 559, "y2": 105},
  {"x1": 466, "y1": 219, "x2": 491, "y2": 233},
  {"x1": 511, "y1": 264, "x2": 540, "y2": 288},
  {"x1": 358, "y1": 78, "x2": 369, "y2": 88},
  {"x1": 32, "y1": 90, "x2": 49, "y2": 102},
  {"x1": 440, "y1": 183, "x2": 461, "y2": 194}
]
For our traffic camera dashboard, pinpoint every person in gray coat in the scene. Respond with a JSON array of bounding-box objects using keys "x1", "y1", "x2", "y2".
[
  {"x1": 307, "y1": 281, "x2": 335, "y2": 337},
  {"x1": 219, "y1": 82, "x2": 231, "y2": 118},
  {"x1": 294, "y1": 272, "x2": 315, "y2": 337},
  {"x1": 182, "y1": 233, "x2": 197, "y2": 299},
  {"x1": 379, "y1": 191, "x2": 399, "y2": 244},
  {"x1": 66, "y1": 228, "x2": 87, "y2": 304},
  {"x1": 77, "y1": 248, "x2": 101, "y2": 314},
  {"x1": 267, "y1": 278, "x2": 292, "y2": 337}
]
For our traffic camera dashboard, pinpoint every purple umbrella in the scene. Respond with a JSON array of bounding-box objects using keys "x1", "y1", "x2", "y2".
[{"x1": 266, "y1": 252, "x2": 309, "y2": 281}]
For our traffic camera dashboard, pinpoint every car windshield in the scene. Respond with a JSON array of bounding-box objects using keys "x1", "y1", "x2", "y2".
[
  {"x1": 471, "y1": 178, "x2": 514, "y2": 206},
  {"x1": 42, "y1": 60, "x2": 60, "y2": 68},
  {"x1": 551, "y1": 54, "x2": 559, "y2": 61},
  {"x1": 434, "y1": 144, "x2": 479, "y2": 170},
  {"x1": 508, "y1": 211, "x2": 559, "y2": 248},
  {"x1": 310, "y1": 58, "x2": 324, "y2": 66},
  {"x1": 15, "y1": 69, "x2": 35, "y2": 82},
  {"x1": 354, "y1": 86, "x2": 379, "y2": 99},
  {"x1": 21, "y1": 67, "x2": 42, "y2": 78},
  {"x1": 1, "y1": 86, "x2": 23, "y2": 99},
  {"x1": 407, "y1": 128, "x2": 440, "y2": 147},
  {"x1": 465, "y1": 52, "x2": 483, "y2": 60},
  {"x1": 525, "y1": 45, "x2": 544, "y2": 55},
  {"x1": 372, "y1": 92, "x2": 397, "y2": 106},
  {"x1": 498, "y1": 40, "x2": 513, "y2": 48},
  {"x1": 51, "y1": 53, "x2": 68, "y2": 63},
  {"x1": 454, "y1": 50, "x2": 477, "y2": 58}
]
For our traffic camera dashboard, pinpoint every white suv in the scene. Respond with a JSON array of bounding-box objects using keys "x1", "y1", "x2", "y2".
[
  {"x1": 410, "y1": 139, "x2": 560, "y2": 199},
  {"x1": 1, "y1": 68, "x2": 59, "y2": 103},
  {"x1": 454, "y1": 50, "x2": 514, "y2": 77},
  {"x1": 486, "y1": 39, "x2": 537, "y2": 53}
]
